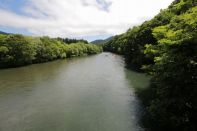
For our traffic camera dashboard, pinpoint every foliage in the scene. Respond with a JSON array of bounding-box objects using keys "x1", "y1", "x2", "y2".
[
  {"x1": 0, "y1": 34, "x2": 37, "y2": 67},
  {"x1": 143, "y1": 6, "x2": 197, "y2": 131},
  {"x1": 56, "y1": 37, "x2": 88, "y2": 44},
  {"x1": 104, "y1": 0, "x2": 197, "y2": 130},
  {"x1": 0, "y1": 35, "x2": 102, "y2": 68}
]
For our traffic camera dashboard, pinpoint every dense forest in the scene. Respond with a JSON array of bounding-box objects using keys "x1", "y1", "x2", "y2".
[
  {"x1": 103, "y1": 0, "x2": 197, "y2": 131},
  {"x1": 56, "y1": 37, "x2": 89, "y2": 44},
  {"x1": 0, "y1": 34, "x2": 102, "y2": 68}
]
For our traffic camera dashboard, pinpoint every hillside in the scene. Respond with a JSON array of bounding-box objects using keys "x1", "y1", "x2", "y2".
[
  {"x1": 103, "y1": 0, "x2": 197, "y2": 131},
  {"x1": 0, "y1": 31, "x2": 8, "y2": 35},
  {"x1": 91, "y1": 36, "x2": 113, "y2": 45}
]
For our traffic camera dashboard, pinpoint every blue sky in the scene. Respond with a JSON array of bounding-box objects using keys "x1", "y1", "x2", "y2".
[
  {"x1": 0, "y1": 0, "x2": 26, "y2": 15},
  {"x1": 0, "y1": 0, "x2": 174, "y2": 41},
  {"x1": 0, "y1": 0, "x2": 32, "y2": 34}
]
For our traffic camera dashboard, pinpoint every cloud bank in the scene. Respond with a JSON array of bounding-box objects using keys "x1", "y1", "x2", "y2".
[{"x1": 0, "y1": 0, "x2": 174, "y2": 38}]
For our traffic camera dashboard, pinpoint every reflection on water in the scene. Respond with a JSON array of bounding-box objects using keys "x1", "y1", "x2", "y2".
[{"x1": 0, "y1": 53, "x2": 149, "y2": 131}]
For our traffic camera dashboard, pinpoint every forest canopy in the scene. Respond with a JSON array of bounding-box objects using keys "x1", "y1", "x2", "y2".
[
  {"x1": 103, "y1": 0, "x2": 197, "y2": 130},
  {"x1": 0, "y1": 34, "x2": 102, "y2": 68}
]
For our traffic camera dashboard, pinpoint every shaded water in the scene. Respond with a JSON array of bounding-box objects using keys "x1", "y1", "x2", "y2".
[{"x1": 0, "y1": 53, "x2": 150, "y2": 131}]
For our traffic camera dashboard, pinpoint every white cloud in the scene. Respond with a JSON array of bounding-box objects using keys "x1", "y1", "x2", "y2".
[{"x1": 0, "y1": 0, "x2": 174, "y2": 38}]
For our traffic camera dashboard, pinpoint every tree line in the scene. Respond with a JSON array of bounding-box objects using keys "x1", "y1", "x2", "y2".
[
  {"x1": 103, "y1": 0, "x2": 197, "y2": 130},
  {"x1": 56, "y1": 37, "x2": 88, "y2": 44},
  {"x1": 0, "y1": 34, "x2": 102, "y2": 68}
]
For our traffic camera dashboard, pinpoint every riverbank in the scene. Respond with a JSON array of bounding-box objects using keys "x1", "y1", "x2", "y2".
[{"x1": 0, "y1": 34, "x2": 102, "y2": 68}]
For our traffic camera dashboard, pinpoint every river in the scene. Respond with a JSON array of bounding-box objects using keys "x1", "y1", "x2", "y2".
[{"x1": 0, "y1": 52, "x2": 150, "y2": 131}]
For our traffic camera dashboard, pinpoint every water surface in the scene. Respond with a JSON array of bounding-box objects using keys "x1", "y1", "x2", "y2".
[{"x1": 0, "y1": 53, "x2": 149, "y2": 131}]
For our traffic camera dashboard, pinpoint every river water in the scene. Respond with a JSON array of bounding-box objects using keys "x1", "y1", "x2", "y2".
[{"x1": 0, "y1": 52, "x2": 149, "y2": 131}]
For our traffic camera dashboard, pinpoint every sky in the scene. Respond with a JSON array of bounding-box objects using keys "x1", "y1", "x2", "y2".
[{"x1": 0, "y1": 0, "x2": 174, "y2": 41}]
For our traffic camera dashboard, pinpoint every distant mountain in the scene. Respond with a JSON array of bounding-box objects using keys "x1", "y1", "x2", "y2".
[
  {"x1": 0, "y1": 31, "x2": 8, "y2": 35},
  {"x1": 91, "y1": 39, "x2": 104, "y2": 44},
  {"x1": 91, "y1": 36, "x2": 113, "y2": 44}
]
